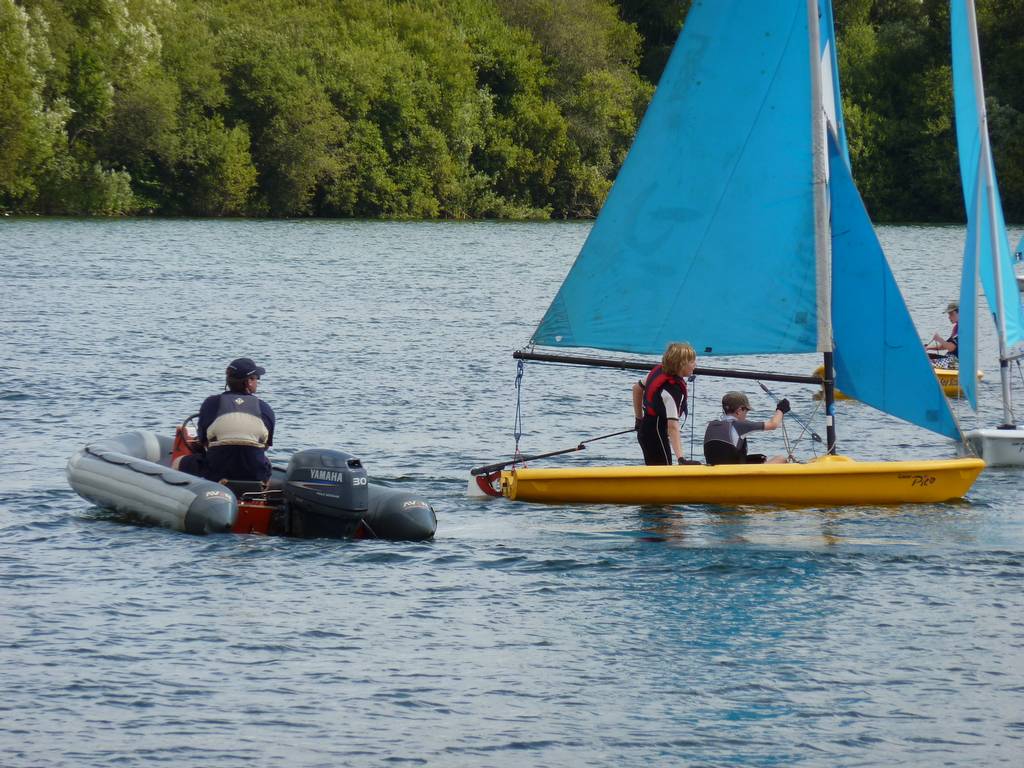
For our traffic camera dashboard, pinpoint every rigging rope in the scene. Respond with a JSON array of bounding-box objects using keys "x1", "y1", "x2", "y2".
[
  {"x1": 779, "y1": 419, "x2": 793, "y2": 461},
  {"x1": 755, "y1": 379, "x2": 823, "y2": 452},
  {"x1": 1012, "y1": 359, "x2": 1024, "y2": 424},
  {"x1": 783, "y1": 398, "x2": 823, "y2": 461},
  {"x1": 687, "y1": 373, "x2": 696, "y2": 460},
  {"x1": 512, "y1": 359, "x2": 525, "y2": 462}
]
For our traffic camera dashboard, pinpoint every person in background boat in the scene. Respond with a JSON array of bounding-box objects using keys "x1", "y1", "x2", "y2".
[
  {"x1": 632, "y1": 342, "x2": 702, "y2": 465},
  {"x1": 178, "y1": 357, "x2": 276, "y2": 483},
  {"x1": 703, "y1": 392, "x2": 789, "y2": 465},
  {"x1": 927, "y1": 301, "x2": 959, "y2": 370}
]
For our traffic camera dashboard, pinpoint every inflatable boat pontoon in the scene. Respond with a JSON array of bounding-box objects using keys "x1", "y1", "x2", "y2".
[{"x1": 66, "y1": 425, "x2": 436, "y2": 541}]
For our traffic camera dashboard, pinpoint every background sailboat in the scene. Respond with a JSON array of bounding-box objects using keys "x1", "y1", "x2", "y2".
[
  {"x1": 1015, "y1": 236, "x2": 1024, "y2": 290},
  {"x1": 489, "y1": 0, "x2": 983, "y2": 505},
  {"x1": 952, "y1": 0, "x2": 1024, "y2": 465}
]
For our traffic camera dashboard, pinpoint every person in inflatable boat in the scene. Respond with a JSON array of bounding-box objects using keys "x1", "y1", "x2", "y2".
[
  {"x1": 178, "y1": 357, "x2": 276, "y2": 484},
  {"x1": 703, "y1": 391, "x2": 789, "y2": 465}
]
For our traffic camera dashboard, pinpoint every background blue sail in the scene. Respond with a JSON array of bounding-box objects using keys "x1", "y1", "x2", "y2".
[
  {"x1": 951, "y1": 0, "x2": 1024, "y2": 409},
  {"x1": 532, "y1": 0, "x2": 819, "y2": 356},
  {"x1": 959, "y1": 184, "x2": 980, "y2": 407}
]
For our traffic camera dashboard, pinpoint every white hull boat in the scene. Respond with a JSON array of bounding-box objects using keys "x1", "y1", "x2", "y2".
[{"x1": 961, "y1": 427, "x2": 1024, "y2": 466}]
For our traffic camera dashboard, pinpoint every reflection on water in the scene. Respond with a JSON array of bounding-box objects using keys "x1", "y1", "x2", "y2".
[{"x1": 1, "y1": 218, "x2": 1023, "y2": 767}]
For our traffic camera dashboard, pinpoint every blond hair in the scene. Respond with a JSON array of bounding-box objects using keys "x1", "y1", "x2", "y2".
[{"x1": 662, "y1": 342, "x2": 696, "y2": 377}]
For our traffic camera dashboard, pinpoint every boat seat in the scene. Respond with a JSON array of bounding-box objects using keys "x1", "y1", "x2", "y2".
[{"x1": 170, "y1": 425, "x2": 205, "y2": 472}]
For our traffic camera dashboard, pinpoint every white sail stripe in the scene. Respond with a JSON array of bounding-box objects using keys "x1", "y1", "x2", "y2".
[{"x1": 808, "y1": 0, "x2": 831, "y2": 353}]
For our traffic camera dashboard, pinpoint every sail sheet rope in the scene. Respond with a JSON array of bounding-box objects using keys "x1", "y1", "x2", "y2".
[{"x1": 512, "y1": 359, "x2": 526, "y2": 465}]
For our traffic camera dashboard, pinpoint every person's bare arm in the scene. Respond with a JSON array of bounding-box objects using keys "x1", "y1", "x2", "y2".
[
  {"x1": 762, "y1": 399, "x2": 790, "y2": 431},
  {"x1": 632, "y1": 381, "x2": 644, "y2": 423},
  {"x1": 668, "y1": 419, "x2": 685, "y2": 460}
]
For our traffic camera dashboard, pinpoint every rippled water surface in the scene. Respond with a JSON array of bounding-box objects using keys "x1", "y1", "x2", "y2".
[{"x1": 2, "y1": 219, "x2": 1023, "y2": 767}]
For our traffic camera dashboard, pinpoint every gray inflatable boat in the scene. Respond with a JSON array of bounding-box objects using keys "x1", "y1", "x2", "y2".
[{"x1": 66, "y1": 431, "x2": 437, "y2": 540}]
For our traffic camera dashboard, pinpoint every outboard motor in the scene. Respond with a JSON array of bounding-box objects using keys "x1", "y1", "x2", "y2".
[{"x1": 282, "y1": 449, "x2": 368, "y2": 538}]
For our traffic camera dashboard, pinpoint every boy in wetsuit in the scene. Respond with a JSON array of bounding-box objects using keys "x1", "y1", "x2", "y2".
[{"x1": 703, "y1": 391, "x2": 789, "y2": 465}]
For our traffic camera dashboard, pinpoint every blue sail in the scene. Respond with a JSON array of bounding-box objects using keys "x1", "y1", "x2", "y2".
[
  {"x1": 959, "y1": 182, "x2": 980, "y2": 407},
  {"x1": 829, "y1": 134, "x2": 961, "y2": 439},
  {"x1": 818, "y1": 0, "x2": 849, "y2": 162},
  {"x1": 532, "y1": 0, "x2": 819, "y2": 356},
  {"x1": 822, "y1": 0, "x2": 958, "y2": 439},
  {"x1": 530, "y1": 0, "x2": 958, "y2": 440},
  {"x1": 952, "y1": 0, "x2": 1024, "y2": 410}
]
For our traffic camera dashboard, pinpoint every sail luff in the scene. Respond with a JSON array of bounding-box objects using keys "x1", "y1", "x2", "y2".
[
  {"x1": 809, "y1": 0, "x2": 837, "y2": 451},
  {"x1": 809, "y1": 0, "x2": 831, "y2": 355}
]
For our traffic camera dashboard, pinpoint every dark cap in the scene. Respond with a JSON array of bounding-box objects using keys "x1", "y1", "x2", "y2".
[
  {"x1": 722, "y1": 391, "x2": 750, "y2": 413},
  {"x1": 226, "y1": 357, "x2": 265, "y2": 378}
]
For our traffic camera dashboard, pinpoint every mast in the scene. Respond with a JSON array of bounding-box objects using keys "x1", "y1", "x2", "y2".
[
  {"x1": 965, "y1": 0, "x2": 1014, "y2": 425},
  {"x1": 809, "y1": 0, "x2": 837, "y2": 452}
]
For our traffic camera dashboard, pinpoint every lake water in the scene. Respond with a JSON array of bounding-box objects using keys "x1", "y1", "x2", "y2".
[{"x1": 1, "y1": 218, "x2": 1023, "y2": 767}]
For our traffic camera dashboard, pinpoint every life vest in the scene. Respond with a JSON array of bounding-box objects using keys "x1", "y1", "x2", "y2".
[
  {"x1": 703, "y1": 417, "x2": 747, "y2": 465},
  {"x1": 642, "y1": 365, "x2": 687, "y2": 419},
  {"x1": 207, "y1": 393, "x2": 269, "y2": 448},
  {"x1": 947, "y1": 322, "x2": 959, "y2": 357}
]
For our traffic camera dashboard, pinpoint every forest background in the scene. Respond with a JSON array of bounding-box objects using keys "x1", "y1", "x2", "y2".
[{"x1": 2, "y1": 0, "x2": 1022, "y2": 221}]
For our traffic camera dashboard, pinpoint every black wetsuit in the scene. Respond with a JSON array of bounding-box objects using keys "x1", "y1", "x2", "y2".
[{"x1": 637, "y1": 365, "x2": 687, "y2": 465}]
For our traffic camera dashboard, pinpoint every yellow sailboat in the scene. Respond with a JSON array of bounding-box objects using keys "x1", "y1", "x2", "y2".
[
  {"x1": 501, "y1": 456, "x2": 983, "y2": 506},
  {"x1": 479, "y1": 0, "x2": 983, "y2": 506}
]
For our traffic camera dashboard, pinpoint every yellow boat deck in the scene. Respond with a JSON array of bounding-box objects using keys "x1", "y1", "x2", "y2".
[{"x1": 500, "y1": 455, "x2": 985, "y2": 506}]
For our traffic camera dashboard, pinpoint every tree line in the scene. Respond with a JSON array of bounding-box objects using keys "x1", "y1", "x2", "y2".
[{"x1": 2, "y1": 0, "x2": 1023, "y2": 222}]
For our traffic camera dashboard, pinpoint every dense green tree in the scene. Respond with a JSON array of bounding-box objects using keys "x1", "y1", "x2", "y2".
[
  {"x1": 0, "y1": 0, "x2": 62, "y2": 205},
  {"x1": 617, "y1": 0, "x2": 689, "y2": 83},
  {"x1": 974, "y1": 0, "x2": 1024, "y2": 222},
  {"x1": 4, "y1": 0, "x2": 1024, "y2": 222}
]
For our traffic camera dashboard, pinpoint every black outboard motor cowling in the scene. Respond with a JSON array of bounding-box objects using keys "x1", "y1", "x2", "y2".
[{"x1": 283, "y1": 449, "x2": 368, "y2": 538}]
